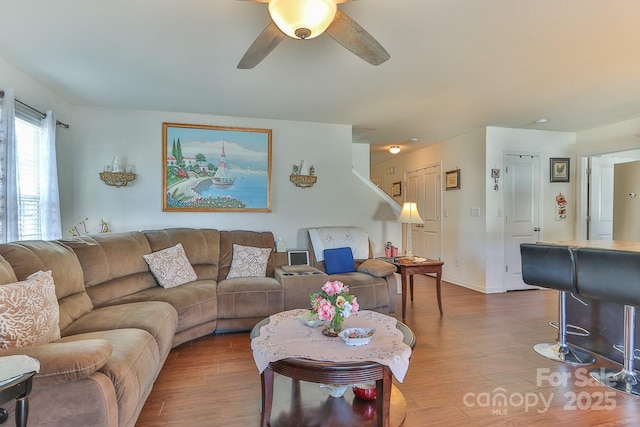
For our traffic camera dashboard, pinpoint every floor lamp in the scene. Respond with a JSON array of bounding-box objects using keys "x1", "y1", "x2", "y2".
[{"x1": 398, "y1": 202, "x2": 424, "y2": 259}]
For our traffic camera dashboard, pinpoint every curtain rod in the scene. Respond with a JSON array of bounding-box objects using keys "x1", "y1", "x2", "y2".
[{"x1": 0, "y1": 90, "x2": 70, "y2": 129}]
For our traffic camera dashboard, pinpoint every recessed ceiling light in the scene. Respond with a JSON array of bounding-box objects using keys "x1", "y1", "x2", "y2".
[
  {"x1": 409, "y1": 137, "x2": 418, "y2": 143},
  {"x1": 535, "y1": 118, "x2": 548, "y2": 124},
  {"x1": 389, "y1": 146, "x2": 400, "y2": 154}
]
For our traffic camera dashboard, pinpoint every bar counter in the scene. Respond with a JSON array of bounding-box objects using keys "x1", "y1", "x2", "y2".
[{"x1": 539, "y1": 240, "x2": 640, "y2": 363}]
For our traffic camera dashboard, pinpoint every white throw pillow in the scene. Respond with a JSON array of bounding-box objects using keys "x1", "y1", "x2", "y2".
[
  {"x1": 0, "y1": 270, "x2": 61, "y2": 349},
  {"x1": 226, "y1": 244, "x2": 272, "y2": 279},
  {"x1": 143, "y1": 243, "x2": 198, "y2": 288}
]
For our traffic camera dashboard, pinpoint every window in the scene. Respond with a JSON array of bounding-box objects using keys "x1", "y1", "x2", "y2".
[{"x1": 14, "y1": 108, "x2": 42, "y2": 240}]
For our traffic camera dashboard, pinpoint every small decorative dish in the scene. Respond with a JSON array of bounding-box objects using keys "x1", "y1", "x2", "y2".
[
  {"x1": 296, "y1": 310, "x2": 325, "y2": 328},
  {"x1": 320, "y1": 383, "x2": 349, "y2": 397},
  {"x1": 338, "y1": 327, "x2": 375, "y2": 346}
]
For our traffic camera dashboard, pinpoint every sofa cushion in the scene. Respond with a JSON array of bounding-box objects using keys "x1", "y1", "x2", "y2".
[
  {"x1": 325, "y1": 272, "x2": 390, "y2": 311},
  {"x1": 143, "y1": 243, "x2": 197, "y2": 288},
  {"x1": 323, "y1": 247, "x2": 356, "y2": 275},
  {"x1": 0, "y1": 270, "x2": 60, "y2": 349},
  {"x1": 0, "y1": 240, "x2": 93, "y2": 331},
  {"x1": 142, "y1": 228, "x2": 220, "y2": 280},
  {"x1": 217, "y1": 277, "x2": 283, "y2": 320},
  {"x1": 0, "y1": 339, "x2": 113, "y2": 386},
  {"x1": 61, "y1": 301, "x2": 178, "y2": 361},
  {"x1": 357, "y1": 259, "x2": 397, "y2": 278},
  {"x1": 58, "y1": 328, "x2": 161, "y2": 427},
  {"x1": 218, "y1": 231, "x2": 276, "y2": 280},
  {"x1": 227, "y1": 244, "x2": 271, "y2": 279},
  {"x1": 0, "y1": 255, "x2": 17, "y2": 285},
  {"x1": 61, "y1": 232, "x2": 159, "y2": 308}
]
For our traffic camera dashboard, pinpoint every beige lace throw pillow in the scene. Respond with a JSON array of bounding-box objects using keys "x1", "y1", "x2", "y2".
[
  {"x1": 226, "y1": 244, "x2": 272, "y2": 279},
  {"x1": 143, "y1": 243, "x2": 198, "y2": 288},
  {"x1": 0, "y1": 270, "x2": 61, "y2": 349}
]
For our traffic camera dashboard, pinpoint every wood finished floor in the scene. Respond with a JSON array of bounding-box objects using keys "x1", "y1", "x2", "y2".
[{"x1": 136, "y1": 276, "x2": 640, "y2": 426}]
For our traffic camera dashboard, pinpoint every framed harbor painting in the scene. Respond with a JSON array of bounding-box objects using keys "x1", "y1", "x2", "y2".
[{"x1": 162, "y1": 123, "x2": 272, "y2": 212}]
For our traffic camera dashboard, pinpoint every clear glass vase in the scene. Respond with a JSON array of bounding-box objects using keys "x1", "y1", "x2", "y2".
[{"x1": 324, "y1": 314, "x2": 343, "y2": 337}]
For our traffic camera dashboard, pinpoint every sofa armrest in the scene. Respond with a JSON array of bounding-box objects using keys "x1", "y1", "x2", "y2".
[
  {"x1": 0, "y1": 339, "x2": 112, "y2": 387},
  {"x1": 357, "y1": 259, "x2": 397, "y2": 278}
]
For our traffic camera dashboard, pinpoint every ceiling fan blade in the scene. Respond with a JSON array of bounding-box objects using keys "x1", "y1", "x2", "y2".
[
  {"x1": 238, "y1": 21, "x2": 286, "y2": 69},
  {"x1": 325, "y1": 9, "x2": 390, "y2": 66}
]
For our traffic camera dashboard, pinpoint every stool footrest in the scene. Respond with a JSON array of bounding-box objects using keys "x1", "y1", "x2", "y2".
[
  {"x1": 549, "y1": 321, "x2": 590, "y2": 337},
  {"x1": 612, "y1": 344, "x2": 640, "y2": 361},
  {"x1": 533, "y1": 342, "x2": 595, "y2": 366}
]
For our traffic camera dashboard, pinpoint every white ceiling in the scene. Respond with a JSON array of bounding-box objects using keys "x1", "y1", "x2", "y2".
[{"x1": 2, "y1": 0, "x2": 640, "y2": 163}]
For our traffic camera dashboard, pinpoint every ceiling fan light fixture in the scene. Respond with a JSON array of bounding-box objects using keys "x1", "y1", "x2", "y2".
[
  {"x1": 389, "y1": 145, "x2": 400, "y2": 154},
  {"x1": 268, "y1": 0, "x2": 337, "y2": 40}
]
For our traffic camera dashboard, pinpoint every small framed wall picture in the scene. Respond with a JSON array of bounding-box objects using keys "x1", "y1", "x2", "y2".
[
  {"x1": 391, "y1": 181, "x2": 402, "y2": 197},
  {"x1": 445, "y1": 169, "x2": 461, "y2": 190},
  {"x1": 550, "y1": 158, "x2": 570, "y2": 182}
]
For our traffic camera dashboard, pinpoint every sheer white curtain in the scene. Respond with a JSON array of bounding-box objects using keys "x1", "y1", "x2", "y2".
[
  {"x1": 40, "y1": 110, "x2": 62, "y2": 239},
  {"x1": 0, "y1": 89, "x2": 20, "y2": 243}
]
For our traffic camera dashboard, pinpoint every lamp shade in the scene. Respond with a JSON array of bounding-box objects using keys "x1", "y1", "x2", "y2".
[
  {"x1": 398, "y1": 202, "x2": 424, "y2": 224},
  {"x1": 268, "y1": 0, "x2": 337, "y2": 40}
]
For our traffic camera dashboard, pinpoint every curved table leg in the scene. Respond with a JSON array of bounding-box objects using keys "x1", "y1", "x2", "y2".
[
  {"x1": 261, "y1": 367, "x2": 275, "y2": 427},
  {"x1": 15, "y1": 395, "x2": 28, "y2": 427},
  {"x1": 436, "y1": 270, "x2": 443, "y2": 316},
  {"x1": 401, "y1": 270, "x2": 409, "y2": 319},
  {"x1": 375, "y1": 368, "x2": 393, "y2": 427}
]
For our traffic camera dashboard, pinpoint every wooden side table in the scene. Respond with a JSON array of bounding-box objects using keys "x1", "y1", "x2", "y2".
[
  {"x1": 382, "y1": 258, "x2": 444, "y2": 318},
  {"x1": 0, "y1": 371, "x2": 36, "y2": 427}
]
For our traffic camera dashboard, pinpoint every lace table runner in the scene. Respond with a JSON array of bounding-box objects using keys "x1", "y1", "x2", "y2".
[{"x1": 251, "y1": 309, "x2": 412, "y2": 382}]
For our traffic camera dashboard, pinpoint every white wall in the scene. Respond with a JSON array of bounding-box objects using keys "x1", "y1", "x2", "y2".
[
  {"x1": 371, "y1": 128, "x2": 487, "y2": 291},
  {"x1": 2, "y1": 54, "x2": 399, "y2": 254},
  {"x1": 485, "y1": 127, "x2": 577, "y2": 293},
  {"x1": 575, "y1": 117, "x2": 640, "y2": 157},
  {"x1": 372, "y1": 126, "x2": 577, "y2": 293},
  {"x1": 70, "y1": 106, "x2": 399, "y2": 254},
  {"x1": 351, "y1": 143, "x2": 370, "y2": 177},
  {"x1": 573, "y1": 118, "x2": 640, "y2": 239}
]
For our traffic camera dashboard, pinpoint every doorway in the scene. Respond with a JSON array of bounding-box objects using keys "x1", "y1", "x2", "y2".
[
  {"x1": 503, "y1": 153, "x2": 541, "y2": 290},
  {"x1": 580, "y1": 149, "x2": 640, "y2": 240},
  {"x1": 405, "y1": 164, "x2": 442, "y2": 260}
]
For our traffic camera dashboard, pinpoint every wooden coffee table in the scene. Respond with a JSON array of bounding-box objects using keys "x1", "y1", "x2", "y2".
[{"x1": 250, "y1": 315, "x2": 415, "y2": 427}]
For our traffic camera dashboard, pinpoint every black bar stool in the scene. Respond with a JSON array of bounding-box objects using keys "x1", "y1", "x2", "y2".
[
  {"x1": 520, "y1": 243, "x2": 595, "y2": 365},
  {"x1": 576, "y1": 247, "x2": 640, "y2": 396}
]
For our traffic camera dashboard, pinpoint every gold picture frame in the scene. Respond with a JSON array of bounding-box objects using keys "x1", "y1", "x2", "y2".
[
  {"x1": 391, "y1": 181, "x2": 402, "y2": 197},
  {"x1": 445, "y1": 169, "x2": 460, "y2": 190},
  {"x1": 162, "y1": 122, "x2": 272, "y2": 212}
]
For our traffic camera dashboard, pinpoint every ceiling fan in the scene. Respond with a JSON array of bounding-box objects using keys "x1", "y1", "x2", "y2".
[{"x1": 237, "y1": 0, "x2": 390, "y2": 69}]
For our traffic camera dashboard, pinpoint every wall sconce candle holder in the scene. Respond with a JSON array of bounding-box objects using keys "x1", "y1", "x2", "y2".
[
  {"x1": 290, "y1": 174, "x2": 317, "y2": 188},
  {"x1": 99, "y1": 172, "x2": 136, "y2": 188},
  {"x1": 290, "y1": 161, "x2": 317, "y2": 188}
]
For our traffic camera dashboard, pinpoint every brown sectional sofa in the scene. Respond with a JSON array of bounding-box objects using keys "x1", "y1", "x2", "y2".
[{"x1": 0, "y1": 227, "x2": 397, "y2": 427}]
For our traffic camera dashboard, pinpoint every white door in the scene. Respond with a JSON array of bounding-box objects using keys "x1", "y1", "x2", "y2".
[
  {"x1": 406, "y1": 164, "x2": 441, "y2": 260},
  {"x1": 588, "y1": 156, "x2": 615, "y2": 240},
  {"x1": 503, "y1": 154, "x2": 541, "y2": 290}
]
